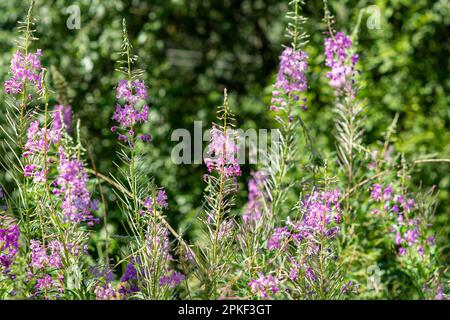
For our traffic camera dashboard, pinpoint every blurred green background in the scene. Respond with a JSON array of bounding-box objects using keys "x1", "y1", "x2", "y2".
[{"x1": 0, "y1": 0, "x2": 448, "y2": 258}]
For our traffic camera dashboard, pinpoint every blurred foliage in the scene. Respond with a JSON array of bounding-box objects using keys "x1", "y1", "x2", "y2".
[{"x1": 0, "y1": 0, "x2": 448, "y2": 261}]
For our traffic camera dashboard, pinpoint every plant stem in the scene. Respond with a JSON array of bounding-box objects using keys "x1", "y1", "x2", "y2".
[{"x1": 209, "y1": 94, "x2": 229, "y2": 299}]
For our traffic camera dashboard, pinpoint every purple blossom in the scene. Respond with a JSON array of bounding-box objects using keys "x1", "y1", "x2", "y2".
[
  {"x1": 137, "y1": 134, "x2": 152, "y2": 142},
  {"x1": 383, "y1": 184, "x2": 394, "y2": 201},
  {"x1": 248, "y1": 273, "x2": 279, "y2": 298},
  {"x1": 119, "y1": 263, "x2": 139, "y2": 296},
  {"x1": 120, "y1": 220, "x2": 176, "y2": 295},
  {"x1": 184, "y1": 247, "x2": 195, "y2": 263},
  {"x1": 116, "y1": 79, "x2": 148, "y2": 105},
  {"x1": 341, "y1": 281, "x2": 356, "y2": 294},
  {"x1": 306, "y1": 267, "x2": 315, "y2": 281},
  {"x1": 436, "y1": 285, "x2": 444, "y2": 300},
  {"x1": 159, "y1": 270, "x2": 185, "y2": 288},
  {"x1": 243, "y1": 171, "x2": 268, "y2": 224},
  {"x1": 392, "y1": 204, "x2": 399, "y2": 214},
  {"x1": 204, "y1": 125, "x2": 241, "y2": 179},
  {"x1": 404, "y1": 228, "x2": 419, "y2": 247},
  {"x1": 112, "y1": 103, "x2": 149, "y2": 131},
  {"x1": 90, "y1": 265, "x2": 115, "y2": 283},
  {"x1": 394, "y1": 194, "x2": 404, "y2": 204},
  {"x1": 418, "y1": 245, "x2": 424, "y2": 256},
  {"x1": 35, "y1": 274, "x2": 53, "y2": 292},
  {"x1": 23, "y1": 121, "x2": 60, "y2": 157},
  {"x1": 29, "y1": 240, "x2": 69, "y2": 270},
  {"x1": 403, "y1": 198, "x2": 415, "y2": 211},
  {"x1": 370, "y1": 184, "x2": 383, "y2": 202},
  {"x1": 0, "y1": 224, "x2": 20, "y2": 272},
  {"x1": 29, "y1": 240, "x2": 83, "y2": 271},
  {"x1": 324, "y1": 32, "x2": 359, "y2": 97},
  {"x1": 112, "y1": 79, "x2": 150, "y2": 143},
  {"x1": 95, "y1": 283, "x2": 117, "y2": 300},
  {"x1": 270, "y1": 47, "x2": 308, "y2": 113},
  {"x1": 90, "y1": 199, "x2": 100, "y2": 211},
  {"x1": 156, "y1": 188, "x2": 168, "y2": 208},
  {"x1": 142, "y1": 188, "x2": 169, "y2": 216},
  {"x1": 395, "y1": 232, "x2": 402, "y2": 245},
  {"x1": 291, "y1": 189, "x2": 341, "y2": 241},
  {"x1": 398, "y1": 247, "x2": 407, "y2": 256},
  {"x1": 55, "y1": 147, "x2": 98, "y2": 225},
  {"x1": 143, "y1": 197, "x2": 154, "y2": 214},
  {"x1": 268, "y1": 227, "x2": 290, "y2": 251},
  {"x1": 4, "y1": 49, "x2": 43, "y2": 95},
  {"x1": 120, "y1": 225, "x2": 172, "y2": 297},
  {"x1": 289, "y1": 267, "x2": 298, "y2": 282},
  {"x1": 22, "y1": 120, "x2": 62, "y2": 183},
  {"x1": 145, "y1": 222, "x2": 172, "y2": 262},
  {"x1": 52, "y1": 105, "x2": 72, "y2": 134},
  {"x1": 24, "y1": 164, "x2": 37, "y2": 177}
]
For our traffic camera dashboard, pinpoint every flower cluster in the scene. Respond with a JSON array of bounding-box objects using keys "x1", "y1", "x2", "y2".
[
  {"x1": 25, "y1": 120, "x2": 55, "y2": 151},
  {"x1": 4, "y1": 49, "x2": 43, "y2": 95},
  {"x1": 119, "y1": 256, "x2": 185, "y2": 298},
  {"x1": 29, "y1": 239, "x2": 85, "y2": 297},
  {"x1": 204, "y1": 126, "x2": 241, "y2": 179},
  {"x1": 118, "y1": 262, "x2": 139, "y2": 297},
  {"x1": 248, "y1": 273, "x2": 280, "y2": 298},
  {"x1": 51, "y1": 105, "x2": 72, "y2": 134},
  {"x1": 266, "y1": 190, "x2": 341, "y2": 250},
  {"x1": 267, "y1": 227, "x2": 290, "y2": 251},
  {"x1": 54, "y1": 147, "x2": 98, "y2": 225},
  {"x1": 22, "y1": 120, "x2": 62, "y2": 183},
  {"x1": 116, "y1": 79, "x2": 148, "y2": 105},
  {"x1": 265, "y1": 189, "x2": 342, "y2": 297},
  {"x1": 270, "y1": 47, "x2": 308, "y2": 113},
  {"x1": 0, "y1": 224, "x2": 20, "y2": 272},
  {"x1": 35, "y1": 274, "x2": 54, "y2": 291},
  {"x1": 159, "y1": 270, "x2": 185, "y2": 288},
  {"x1": 33, "y1": 274, "x2": 65, "y2": 298},
  {"x1": 29, "y1": 240, "x2": 63, "y2": 269},
  {"x1": 370, "y1": 183, "x2": 433, "y2": 257},
  {"x1": 111, "y1": 80, "x2": 151, "y2": 146},
  {"x1": 243, "y1": 171, "x2": 269, "y2": 224},
  {"x1": 291, "y1": 189, "x2": 341, "y2": 242},
  {"x1": 145, "y1": 222, "x2": 186, "y2": 287},
  {"x1": 95, "y1": 283, "x2": 118, "y2": 300},
  {"x1": 145, "y1": 222, "x2": 172, "y2": 263},
  {"x1": 324, "y1": 32, "x2": 359, "y2": 97},
  {"x1": 142, "y1": 188, "x2": 169, "y2": 215},
  {"x1": 29, "y1": 239, "x2": 83, "y2": 269}
]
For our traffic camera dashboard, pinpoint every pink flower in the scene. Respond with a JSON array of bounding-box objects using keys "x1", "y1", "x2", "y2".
[
  {"x1": 248, "y1": 273, "x2": 279, "y2": 298},
  {"x1": 4, "y1": 49, "x2": 43, "y2": 95},
  {"x1": 270, "y1": 47, "x2": 308, "y2": 113},
  {"x1": 204, "y1": 125, "x2": 241, "y2": 179},
  {"x1": 324, "y1": 32, "x2": 359, "y2": 97}
]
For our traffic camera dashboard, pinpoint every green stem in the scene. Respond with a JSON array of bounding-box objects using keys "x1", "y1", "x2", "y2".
[
  {"x1": 19, "y1": 2, "x2": 34, "y2": 241},
  {"x1": 209, "y1": 105, "x2": 228, "y2": 300}
]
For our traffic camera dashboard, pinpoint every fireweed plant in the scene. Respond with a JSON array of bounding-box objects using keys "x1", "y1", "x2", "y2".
[
  {"x1": 0, "y1": 1, "x2": 448, "y2": 300},
  {"x1": 0, "y1": 1, "x2": 97, "y2": 299}
]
